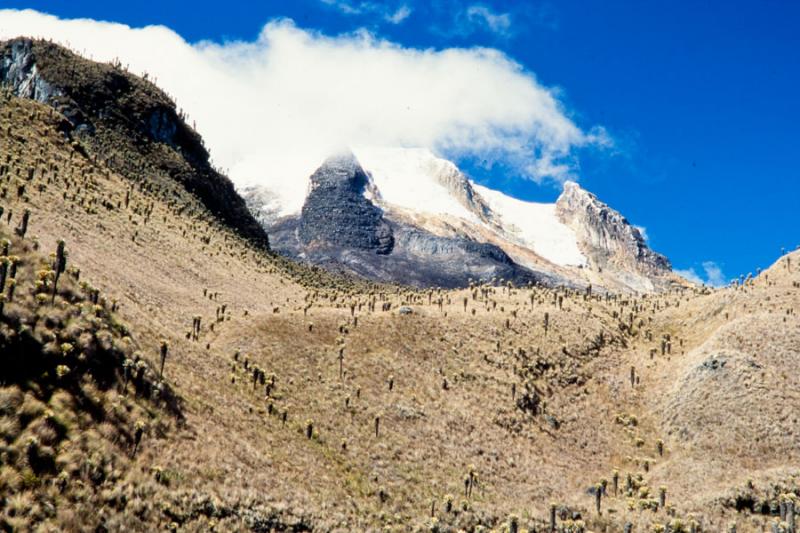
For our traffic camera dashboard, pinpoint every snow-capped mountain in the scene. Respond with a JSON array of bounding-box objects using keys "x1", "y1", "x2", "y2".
[{"x1": 243, "y1": 147, "x2": 674, "y2": 291}]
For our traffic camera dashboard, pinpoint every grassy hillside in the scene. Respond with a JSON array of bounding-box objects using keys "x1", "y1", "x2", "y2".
[{"x1": 0, "y1": 47, "x2": 799, "y2": 532}]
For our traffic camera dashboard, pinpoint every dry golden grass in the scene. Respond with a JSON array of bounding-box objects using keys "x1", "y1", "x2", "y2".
[{"x1": 0, "y1": 90, "x2": 798, "y2": 532}]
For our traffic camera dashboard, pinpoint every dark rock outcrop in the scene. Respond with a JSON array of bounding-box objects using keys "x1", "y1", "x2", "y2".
[{"x1": 298, "y1": 153, "x2": 394, "y2": 254}]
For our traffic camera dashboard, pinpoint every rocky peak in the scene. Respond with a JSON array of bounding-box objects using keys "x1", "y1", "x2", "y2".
[
  {"x1": 423, "y1": 155, "x2": 493, "y2": 222},
  {"x1": 308, "y1": 152, "x2": 365, "y2": 192},
  {"x1": 298, "y1": 153, "x2": 394, "y2": 254},
  {"x1": 556, "y1": 181, "x2": 671, "y2": 276}
]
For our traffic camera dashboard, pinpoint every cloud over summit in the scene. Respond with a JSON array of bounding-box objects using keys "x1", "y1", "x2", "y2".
[{"x1": 0, "y1": 8, "x2": 605, "y2": 214}]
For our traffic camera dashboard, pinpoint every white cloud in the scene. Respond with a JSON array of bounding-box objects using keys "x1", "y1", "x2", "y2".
[
  {"x1": 676, "y1": 261, "x2": 727, "y2": 287},
  {"x1": 0, "y1": 8, "x2": 604, "y2": 215},
  {"x1": 386, "y1": 5, "x2": 412, "y2": 24},
  {"x1": 320, "y1": 0, "x2": 361, "y2": 15},
  {"x1": 675, "y1": 268, "x2": 704, "y2": 286},
  {"x1": 466, "y1": 5, "x2": 512, "y2": 36},
  {"x1": 320, "y1": 1, "x2": 412, "y2": 24},
  {"x1": 701, "y1": 261, "x2": 726, "y2": 287},
  {"x1": 634, "y1": 225, "x2": 649, "y2": 242}
]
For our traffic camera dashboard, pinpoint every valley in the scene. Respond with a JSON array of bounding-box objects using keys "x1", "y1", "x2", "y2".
[{"x1": 0, "y1": 38, "x2": 797, "y2": 532}]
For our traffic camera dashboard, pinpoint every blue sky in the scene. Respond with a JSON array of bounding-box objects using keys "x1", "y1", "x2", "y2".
[{"x1": 3, "y1": 0, "x2": 798, "y2": 283}]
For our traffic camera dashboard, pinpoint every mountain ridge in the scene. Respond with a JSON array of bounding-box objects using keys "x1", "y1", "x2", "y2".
[{"x1": 0, "y1": 37, "x2": 269, "y2": 248}]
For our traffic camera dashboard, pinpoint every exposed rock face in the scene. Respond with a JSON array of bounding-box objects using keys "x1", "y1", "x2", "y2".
[
  {"x1": 299, "y1": 153, "x2": 394, "y2": 254},
  {"x1": 0, "y1": 38, "x2": 269, "y2": 248},
  {"x1": 556, "y1": 181, "x2": 671, "y2": 277},
  {"x1": 0, "y1": 39, "x2": 62, "y2": 104}
]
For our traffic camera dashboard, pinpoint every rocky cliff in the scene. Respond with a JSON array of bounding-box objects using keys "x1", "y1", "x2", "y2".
[{"x1": 555, "y1": 181, "x2": 671, "y2": 277}]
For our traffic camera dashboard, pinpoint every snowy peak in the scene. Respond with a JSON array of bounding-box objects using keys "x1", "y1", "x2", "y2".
[
  {"x1": 353, "y1": 147, "x2": 585, "y2": 268},
  {"x1": 244, "y1": 147, "x2": 674, "y2": 291},
  {"x1": 555, "y1": 181, "x2": 671, "y2": 276},
  {"x1": 267, "y1": 151, "x2": 553, "y2": 288}
]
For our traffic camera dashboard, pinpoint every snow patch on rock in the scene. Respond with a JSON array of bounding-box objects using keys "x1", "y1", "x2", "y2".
[
  {"x1": 353, "y1": 146, "x2": 479, "y2": 223},
  {"x1": 473, "y1": 184, "x2": 587, "y2": 267}
]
